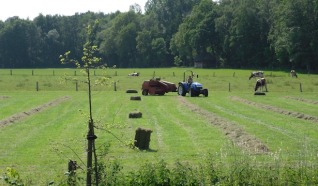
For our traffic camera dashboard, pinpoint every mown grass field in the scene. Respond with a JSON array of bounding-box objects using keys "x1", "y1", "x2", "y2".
[{"x1": 0, "y1": 68, "x2": 318, "y2": 184}]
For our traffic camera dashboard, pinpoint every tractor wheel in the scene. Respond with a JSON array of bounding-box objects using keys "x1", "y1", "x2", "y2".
[
  {"x1": 189, "y1": 88, "x2": 195, "y2": 97},
  {"x1": 142, "y1": 89, "x2": 148, "y2": 96},
  {"x1": 203, "y1": 89, "x2": 208, "y2": 97},
  {"x1": 178, "y1": 85, "x2": 186, "y2": 96}
]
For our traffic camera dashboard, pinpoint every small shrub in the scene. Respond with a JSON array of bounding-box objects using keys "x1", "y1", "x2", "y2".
[{"x1": 1, "y1": 167, "x2": 24, "y2": 186}]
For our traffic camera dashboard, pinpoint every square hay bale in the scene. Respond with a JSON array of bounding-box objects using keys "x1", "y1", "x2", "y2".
[
  {"x1": 254, "y1": 92, "x2": 266, "y2": 95},
  {"x1": 130, "y1": 96, "x2": 141, "y2": 100},
  {"x1": 129, "y1": 111, "x2": 142, "y2": 118},
  {"x1": 134, "y1": 127, "x2": 152, "y2": 150},
  {"x1": 126, "y1": 89, "x2": 138, "y2": 93}
]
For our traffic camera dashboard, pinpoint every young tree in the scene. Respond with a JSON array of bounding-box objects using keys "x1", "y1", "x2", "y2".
[{"x1": 60, "y1": 20, "x2": 102, "y2": 186}]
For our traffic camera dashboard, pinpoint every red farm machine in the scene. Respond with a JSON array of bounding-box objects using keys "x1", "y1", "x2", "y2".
[{"x1": 141, "y1": 78, "x2": 177, "y2": 96}]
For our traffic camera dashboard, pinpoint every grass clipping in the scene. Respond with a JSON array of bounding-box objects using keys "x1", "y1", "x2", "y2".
[
  {"x1": 177, "y1": 96, "x2": 269, "y2": 154},
  {"x1": 0, "y1": 96, "x2": 70, "y2": 127}
]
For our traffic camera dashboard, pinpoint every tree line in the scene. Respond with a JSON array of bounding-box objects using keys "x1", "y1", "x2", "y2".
[{"x1": 0, "y1": 0, "x2": 317, "y2": 72}]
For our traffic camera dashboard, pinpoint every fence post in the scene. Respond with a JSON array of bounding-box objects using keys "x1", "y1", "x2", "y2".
[
  {"x1": 229, "y1": 82, "x2": 231, "y2": 92},
  {"x1": 36, "y1": 81, "x2": 39, "y2": 91},
  {"x1": 53, "y1": 70, "x2": 55, "y2": 76},
  {"x1": 76, "y1": 82, "x2": 78, "y2": 91},
  {"x1": 300, "y1": 83, "x2": 302, "y2": 92},
  {"x1": 114, "y1": 82, "x2": 117, "y2": 91},
  {"x1": 115, "y1": 71, "x2": 117, "y2": 76},
  {"x1": 233, "y1": 72, "x2": 235, "y2": 77},
  {"x1": 74, "y1": 71, "x2": 76, "y2": 76},
  {"x1": 32, "y1": 70, "x2": 34, "y2": 76},
  {"x1": 173, "y1": 72, "x2": 175, "y2": 77}
]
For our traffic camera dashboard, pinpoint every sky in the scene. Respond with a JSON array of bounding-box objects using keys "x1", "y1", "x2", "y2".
[{"x1": 0, "y1": 0, "x2": 148, "y2": 21}]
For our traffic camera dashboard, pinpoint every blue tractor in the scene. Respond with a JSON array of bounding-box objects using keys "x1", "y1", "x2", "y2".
[{"x1": 177, "y1": 70, "x2": 208, "y2": 97}]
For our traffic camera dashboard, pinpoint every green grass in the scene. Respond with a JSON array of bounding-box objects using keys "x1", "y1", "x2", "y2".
[
  {"x1": 1, "y1": 68, "x2": 318, "y2": 184},
  {"x1": 1, "y1": 68, "x2": 317, "y2": 92}
]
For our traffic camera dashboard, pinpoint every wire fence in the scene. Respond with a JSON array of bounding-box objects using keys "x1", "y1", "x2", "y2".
[{"x1": 1, "y1": 69, "x2": 318, "y2": 92}]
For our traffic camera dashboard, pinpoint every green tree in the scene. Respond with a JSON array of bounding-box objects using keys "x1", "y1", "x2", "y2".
[
  {"x1": 151, "y1": 37, "x2": 167, "y2": 67},
  {"x1": 60, "y1": 20, "x2": 102, "y2": 186},
  {"x1": 170, "y1": 0, "x2": 219, "y2": 67},
  {"x1": 33, "y1": 14, "x2": 65, "y2": 67},
  {"x1": 269, "y1": 0, "x2": 318, "y2": 72},
  {"x1": 99, "y1": 11, "x2": 142, "y2": 67},
  {"x1": 0, "y1": 17, "x2": 41, "y2": 68},
  {"x1": 145, "y1": 0, "x2": 200, "y2": 66}
]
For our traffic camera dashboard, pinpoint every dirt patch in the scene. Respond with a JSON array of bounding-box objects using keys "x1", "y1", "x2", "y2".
[
  {"x1": 177, "y1": 96, "x2": 269, "y2": 154},
  {"x1": 0, "y1": 96, "x2": 10, "y2": 99},
  {"x1": 285, "y1": 96, "x2": 318, "y2": 105},
  {"x1": 231, "y1": 96, "x2": 318, "y2": 123},
  {"x1": 0, "y1": 96, "x2": 71, "y2": 127}
]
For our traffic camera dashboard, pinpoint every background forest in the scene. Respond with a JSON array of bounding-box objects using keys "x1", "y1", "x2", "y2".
[{"x1": 0, "y1": 0, "x2": 318, "y2": 72}]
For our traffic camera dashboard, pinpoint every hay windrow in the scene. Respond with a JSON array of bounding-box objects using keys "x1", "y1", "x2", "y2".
[
  {"x1": 284, "y1": 96, "x2": 318, "y2": 105},
  {"x1": 0, "y1": 96, "x2": 71, "y2": 127},
  {"x1": 231, "y1": 96, "x2": 318, "y2": 123},
  {"x1": 177, "y1": 96, "x2": 269, "y2": 154}
]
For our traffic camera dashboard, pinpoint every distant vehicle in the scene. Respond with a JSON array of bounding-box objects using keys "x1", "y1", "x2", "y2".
[
  {"x1": 177, "y1": 70, "x2": 208, "y2": 97},
  {"x1": 141, "y1": 78, "x2": 177, "y2": 96}
]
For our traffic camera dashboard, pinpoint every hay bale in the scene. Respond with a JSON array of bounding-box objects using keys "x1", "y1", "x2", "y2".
[
  {"x1": 254, "y1": 92, "x2": 266, "y2": 95},
  {"x1": 130, "y1": 96, "x2": 141, "y2": 101},
  {"x1": 126, "y1": 89, "x2": 138, "y2": 93},
  {"x1": 129, "y1": 111, "x2": 142, "y2": 118},
  {"x1": 134, "y1": 127, "x2": 152, "y2": 150}
]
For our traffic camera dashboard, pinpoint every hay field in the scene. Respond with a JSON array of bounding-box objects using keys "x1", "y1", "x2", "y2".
[{"x1": 0, "y1": 68, "x2": 318, "y2": 184}]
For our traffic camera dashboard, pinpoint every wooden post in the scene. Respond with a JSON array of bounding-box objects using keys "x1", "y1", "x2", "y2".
[
  {"x1": 114, "y1": 82, "x2": 117, "y2": 91},
  {"x1": 94, "y1": 70, "x2": 96, "y2": 76},
  {"x1": 36, "y1": 82, "x2": 39, "y2": 91},
  {"x1": 32, "y1": 70, "x2": 34, "y2": 76},
  {"x1": 173, "y1": 72, "x2": 175, "y2": 77},
  {"x1": 115, "y1": 71, "x2": 117, "y2": 76},
  {"x1": 53, "y1": 70, "x2": 55, "y2": 76},
  {"x1": 229, "y1": 82, "x2": 231, "y2": 92},
  {"x1": 300, "y1": 83, "x2": 302, "y2": 92},
  {"x1": 74, "y1": 71, "x2": 76, "y2": 76},
  {"x1": 76, "y1": 82, "x2": 78, "y2": 91},
  {"x1": 153, "y1": 71, "x2": 155, "y2": 77},
  {"x1": 233, "y1": 72, "x2": 235, "y2": 77}
]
